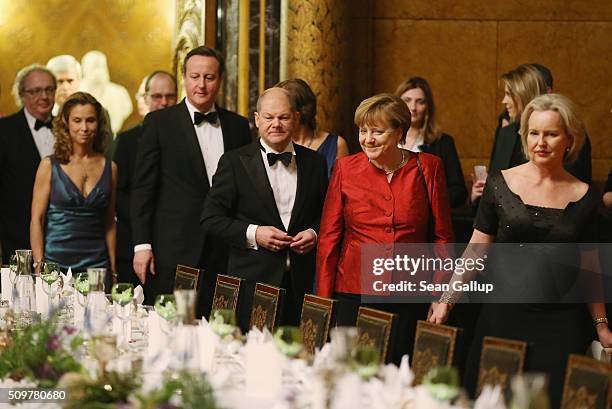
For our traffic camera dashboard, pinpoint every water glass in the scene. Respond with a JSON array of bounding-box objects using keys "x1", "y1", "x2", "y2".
[
  {"x1": 112, "y1": 283, "x2": 134, "y2": 349},
  {"x1": 330, "y1": 326, "x2": 359, "y2": 365},
  {"x1": 87, "y1": 268, "x2": 106, "y2": 292},
  {"x1": 174, "y1": 289, "x2": 196, "y2": 325},
  {"x1": 350, "y1": 345, "x2": 380, "y2": 379},
  {"x1": 274, "y1": 326, "x2": 304, "y2": 358}
]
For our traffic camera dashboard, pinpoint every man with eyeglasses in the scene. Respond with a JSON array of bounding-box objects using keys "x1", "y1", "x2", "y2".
[
  {"x1": 0, "y1": 64, "x2": 56, "y2": 263},
  {"x1": 113, "y1": 70, "x2": 178, "y2": 286}
]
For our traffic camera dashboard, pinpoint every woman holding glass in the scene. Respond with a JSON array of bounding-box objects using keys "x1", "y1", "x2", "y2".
[
  {"x1": 30, "y1": 92, "x2": 117, "y2": 284},
  {"x1": 430, "y1": 93, "x2": 612, "y2": 407},
  {"x1": 316, "y1": 94, "x2": 454, "y2": 363}
]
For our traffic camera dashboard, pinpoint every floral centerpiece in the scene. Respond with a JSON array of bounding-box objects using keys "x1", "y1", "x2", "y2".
[{"x1": 0, "y1": 317, "x2": 83, "y2": 387}]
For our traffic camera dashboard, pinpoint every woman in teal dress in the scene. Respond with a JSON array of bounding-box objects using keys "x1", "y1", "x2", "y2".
[
  {"x1": 30, "y1": 92, "x2": 117, "y2": 277},
  {"x1": 276, "y1": 79, "x2": 349, "y2": 178}
]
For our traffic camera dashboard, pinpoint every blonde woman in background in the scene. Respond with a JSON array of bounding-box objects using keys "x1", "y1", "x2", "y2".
[{"x1": 395, "y1": 76, "x2": 467, "y2": 208}]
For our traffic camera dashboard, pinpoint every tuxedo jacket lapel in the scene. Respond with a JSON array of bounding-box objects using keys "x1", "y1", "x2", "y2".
[
  {"x1": 288, "y1": 147, "x2": 311, "y2": 232},
  {"x1": 17, "y1": 110, "x2": 42, "y2": 163},
  {"x1": 240, "y1": 144, "x2": 284, "y2": 227},
  {"x1": 218, "y1": 107, "x2": 241, "y2": 152},
  {"x1": 176, "y1": 101, "x2": 208, "y2": 187}
]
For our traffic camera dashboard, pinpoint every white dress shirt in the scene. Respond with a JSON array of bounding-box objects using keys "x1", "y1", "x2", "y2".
[
  {"x1": 399, "y1": 134, "x2": 424, "y2": 152},
  {"x1": 185, "y1": 98, "x2": 225, "y2": 187},
  {"x1": 133, "y1": 98, "x2": 226, "y2": 253},
  {"x1": 24, "y1": 108, "x2": 55, "y2": 159},
  {"x1": 246, "y1": 138, "x2": 298, "y2": 250}
]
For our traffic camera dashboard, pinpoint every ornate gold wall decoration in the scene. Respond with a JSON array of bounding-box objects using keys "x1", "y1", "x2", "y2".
[
  {"x1": 174, "y1": 0, "x2": 205, "y2": 100},
  {"x1": 0, "y1": 0, "x2": 174, "y2": 131},
  {"x1": 284, "y1": 0, "x2": 349, "y2": 133}
]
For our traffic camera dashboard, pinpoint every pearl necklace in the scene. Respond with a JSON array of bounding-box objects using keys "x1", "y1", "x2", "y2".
[{"x1": 371, "y1": 149, "x2": 408, "y2": 175}]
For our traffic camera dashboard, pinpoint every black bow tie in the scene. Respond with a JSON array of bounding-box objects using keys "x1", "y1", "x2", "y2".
[
  {"x1": 193, "y1": 111, "x2": 218, "y2": 125},
  {"x1": 34, "y1": 119, "x2": 52, "y2": 130},
  {"x1": 260, "y1": 143, "x2": 292, "y2": 167}
]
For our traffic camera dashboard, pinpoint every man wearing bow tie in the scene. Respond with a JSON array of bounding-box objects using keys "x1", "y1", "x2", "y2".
[
  {"x1": 131, "y1": 46, "x2": 251, "y2": 312},
  {"x1": 202, "y1": 87, "x2": 328, "y2": 329},
  {"x1": 0, "y1": 65, "x2": 56, "y2": 263}
]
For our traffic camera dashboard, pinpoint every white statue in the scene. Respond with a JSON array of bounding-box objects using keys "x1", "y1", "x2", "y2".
[
  {"x1": 80, "y1": 50, "x2": 133, "y2": 133},
  {"x1": 46, "y1": 54, "x2": 82, "y2": 115}
]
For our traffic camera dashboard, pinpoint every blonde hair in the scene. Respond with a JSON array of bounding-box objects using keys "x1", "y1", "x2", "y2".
[
  {"x1": 52, "y1": 92, "x2": 109, "y2": 164},
  {"x1": 501, "y1": 64, "x2": 547, "y2": 122},
  {"x1": 354, "y1": 93, "x2": 411, "y2": 144},
  {"x1": 519, "y1": 93, "x2": 585, "y2": 163},
  {"x1": 394, "y1": 76, "x2": 440, "y2": 144}
]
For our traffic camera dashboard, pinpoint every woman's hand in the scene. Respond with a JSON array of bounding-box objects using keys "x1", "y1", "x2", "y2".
[
  {"x1": 428, "y1": 302, "x2": 452, "y2": 324},
  {"x1": 470, "y1": 174, "x2": 486, "y2": 204},
  {"x1": 596, "y1": 324, "x2": 612, "y2": 348}
]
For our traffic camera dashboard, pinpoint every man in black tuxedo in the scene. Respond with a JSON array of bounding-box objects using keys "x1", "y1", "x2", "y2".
[
  {"x1": 0, "y1": 65, "x2": 56, "y2": 263},
  {"x1": 113, "y1": 71, "x2": 178, "y2": 286},
  {"x1": 131, "y1": 47, "x2": 251, "y2": 313},
  {"x1": 202, "y1": 88, "x2": 328, "y2": 330}
]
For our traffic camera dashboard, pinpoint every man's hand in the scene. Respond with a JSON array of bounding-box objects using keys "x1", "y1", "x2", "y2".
[
  {"x1": 470, "y1": 173, "x2": 486, "y2": 204},
  {"x1": 133, "y1": 249, "x2": 155, "y2": 284},
  {"x1": 289, "y1": 229, "x2": 317, "y2": 255},
  {"x1": 256, "y1": 226, "x2": 293, "y2": 252}
]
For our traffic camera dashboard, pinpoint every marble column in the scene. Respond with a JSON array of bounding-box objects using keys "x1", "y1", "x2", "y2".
[{"x1": 283, "y1": 0, "x2": 350, "y2": 133}]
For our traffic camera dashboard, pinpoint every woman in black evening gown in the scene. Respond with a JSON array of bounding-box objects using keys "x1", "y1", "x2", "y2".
[{"x1": 429, "y1": 93, "x2": 612, "y2": 407}]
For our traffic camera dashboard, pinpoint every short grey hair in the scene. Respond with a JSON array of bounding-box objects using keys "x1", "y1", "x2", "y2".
[
  {"x1": 256, "y1": 87, "x2": 297, "y2": 113},
  {"x1": 11, "y1": 64, "x2": 56, "y2": 107},
  {"x1": 46, "y1": 55, "x2": 82, "y2": 79}
]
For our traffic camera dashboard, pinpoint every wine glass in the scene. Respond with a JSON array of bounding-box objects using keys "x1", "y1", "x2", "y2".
[
  {"x1": 111, "y1": 283, "x2": 134, "y2": 350},
  {"x1": 75, "y1": 272, "x2": 90, "y2": 307},
  {"x1": 154, "y1": 294, "x2": 177, "y2": 334},
  {"x1": 210, "y1": 309, "x2": 238, "y2": 338},
  {"x1": 40, "y1": 261, "x2": 61, "y2": 311},
  {"x1": 273, "y1": 326, "x2": 304, "y2": 358},
  {"x1": 8, "y1": 254, "x2": 18, "y2": 283},
  {"x1": 350, "y1": 345, "x2": 380, "y2": 379}
]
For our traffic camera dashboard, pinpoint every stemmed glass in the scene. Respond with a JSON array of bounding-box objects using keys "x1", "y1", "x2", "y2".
[
  {"x1": 154, "y1": 294, "x2": 177, "y2": 334},
  {"x1": 111, "y1": 283, "x2": 134, "y2": 350},
  {"x1": 75, "y1": 272, "x2": 90, "y2": 307},
  {"x1": 350, "y1": 345, "x2": 380, "y2": 379},
  {"x1": 210, "y1": 309, "x2": 238, "y2": 338},
  {"x1": 273, "y1": 326, "x2": 304, "y2": 358},
  {"x1": 7, "y1": 254, "x2": 18, "y2": 303},
  {"x1": 40, "y1": 261, "x2": 61, "y2": 312}
]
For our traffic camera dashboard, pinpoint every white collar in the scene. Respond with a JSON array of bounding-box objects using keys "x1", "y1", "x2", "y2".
[
  {"x1": 259, "y1": 138, "x2": 296, "y2": 155},
  {"x1": 185, "y1": 97, "x2": 217, "y2": 119},
  {"x1": 23, "y1": 107, "x2": 50, "y2": 130}
]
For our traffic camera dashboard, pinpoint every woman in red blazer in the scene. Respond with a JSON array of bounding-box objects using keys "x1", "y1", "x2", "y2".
[{"x1": 316, "y1": 93, "x2": 454, "y2": 363}]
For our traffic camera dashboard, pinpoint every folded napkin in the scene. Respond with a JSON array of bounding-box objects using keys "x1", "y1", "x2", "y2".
[
  {"x1": 332, "y1": 373, "x2": 363, "y2": 409},
  {"x1": 62, "y1": 267, "x2": 73, "y2": 286},
  {"x1": 134, "y1": 285, "x2": 144, "y2": 304},
  {"x1": 474, "y1": 385, "x2": 506, "y2": 409},
  {"x1": 245, "y1": 340, "x2": 282, "y2": 396},
  {"x1": 35, "y1": 276, "x2": 47, "y2": 316},
  {"x1": 146, "y1": 311, "x2": 168, "y2": 355},
  {"x1": 0, "y1": 267, "x2": 10, "y2": 302},
  {"x1": 589, "y1": 340, "x2": 612, "y2": 363},
  {"x1": 197, "y1": 323, "x2": 219, "y2": 373}
]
